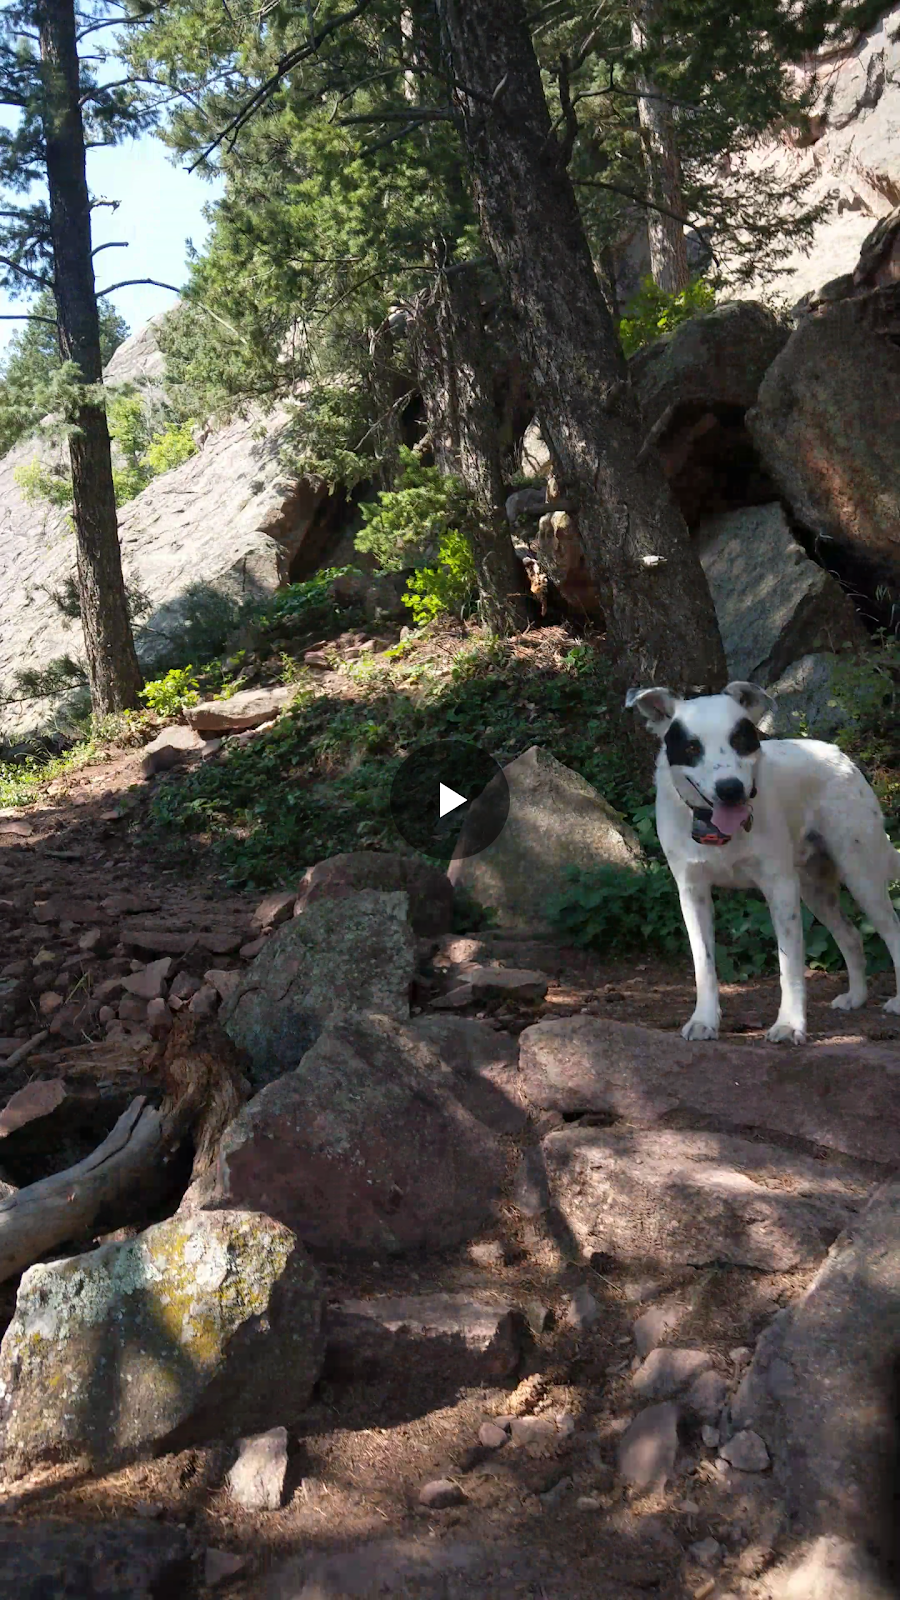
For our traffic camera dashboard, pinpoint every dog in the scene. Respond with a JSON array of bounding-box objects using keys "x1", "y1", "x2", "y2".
[{"x1": 626, "y1": 680, "x2": 900, "y2": 1044}]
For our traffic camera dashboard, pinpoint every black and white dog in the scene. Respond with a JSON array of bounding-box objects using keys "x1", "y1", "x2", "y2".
[{"x1": 627, "y1": 680, "x2": 900, "y2": 1044}]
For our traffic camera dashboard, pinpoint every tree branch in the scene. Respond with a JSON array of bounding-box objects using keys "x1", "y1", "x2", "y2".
[
  {"x1": 0, "y1": 313, "x2": 58, "y2": 326},
  {"x1": 92, "y1": 240, "x2": 128, "y2": 256},
  {"x1": 0, "y1": 256, "x2": 52, "y2": 289},
  {"x1": 93, "y1": 275, "x2": 181, "y2": 297}
]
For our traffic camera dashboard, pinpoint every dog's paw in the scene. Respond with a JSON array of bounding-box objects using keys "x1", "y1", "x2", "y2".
[
  {"x1": 766, "y1": 1022, "x2": 807, "y2": 1045},
  {"x1": 830, "y1": 990, "x2": 867, "y2": 1011},
  {"x1": 682, "y1": 1018, "x2": 719, "y2": 1041},
  {"x1": 882, "y1": 995, "x2": 900, "y2": 1015}
]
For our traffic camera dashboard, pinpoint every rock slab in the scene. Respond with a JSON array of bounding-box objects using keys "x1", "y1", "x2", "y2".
[
  {"x1": 0, "y1": 1209, "x2": 323, "y2": 1475},
  {"x1": 221, "y1": 889, "x2": 417, "y2": 1086},
  {"x1": 324, "y1": 1293, "x2": 524, "y2": 1382},
  {"x1": 294, "y1": 850, "x2": 454, "y2": 939}
]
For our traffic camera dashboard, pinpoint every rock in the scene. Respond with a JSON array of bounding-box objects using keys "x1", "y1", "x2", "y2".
[
  {"x1": 697, "y1": 503, "x2": 862, "y2": 686},
  {"x1": 170, "y1": 971, "x2": 201, "y2": 1002},
  {"x1": 239, "y1": 935, "x2": 267, "y2": 960},
  {"x1": 565, "y1": 1284, "x2": 601, "y2": 1331},
  {"x1": 324, "y1": 1293, "x2": 524, "y2": 1383},
  {"x1": 191, "y1": 1011, "x2": 503, "y2": 1258},
  {"x1": 419, "y1": 1478, "x2": 466, "y2": 1508},
  {"x1": 617, "y1": 1402, "x2": 680, "y2": 1490},
  {"x1": 121, "y1": 956, "x2": 173, "y2": 1000},
  {"x1": 747, "y1": 285, "x2": 900, "y2": 586},
  {"x1": 407, "y1": 1015, "x2": 528, "y2": 1136},
  {"x1": 118, "y1": 993, "x2": 148, "y2": 1024},
  {"x1": 719, "y1": 1430, "x2": 770, "y2": 1473},
  {"x1": 540, "y1": 1124, "x2": 864, "y2": 1271},
  {"x1": 204, "y1": 968, "x2": 241, "y2": 1003},
  {"x1": 633, "y1": 1299, "x2": 690, "y2": 1357},
  {"x1": 0, "y1": 1077, "x2": 67, "y2": 1136},
  {"x1": 628, "y1": 300, "x2": 790, "y2": 527},
  {"x1": 540, "y1": 1474, "x2": 573, "y2": 1509},
  {"x1": 512, "y1": 1146, "x2": 550, "y2": 1217},
  {"x1": 221, "y1": 889, "x2": 417, "y2": 1087},
  {"x1": 205, "y1": 1548, "x2": 249, "y2": 1585},
  {"x1": 0, "y1": 1209, "x2": 323, "y2": 1475},
  {"x1": 509, "y1": 1415, "x2": 557, "y2": 1445},
  {"x1": 479, "y1": 1420, "x2": 508, "y2": 1449},
  {"x1": 200, "y1": 929, "x2": 245, "y2": 955},
  {"x1": 690, "y1": 1538, "x2": 723, "y2": 1569},
  {"x1": 187, "y1": 684, "x2": 294, "y2": 733},
  {"x1": 188, "y1": 983, "x2": 219, "y2": 1017},
  {"x1": 38, "y1": 990, "x2": 63, "y2": 1015},
  {"x1": 448, "y1": 747, "x2": 642, "y2": 933},
  {"x1": 517, "y1": 1016, "x2": 900, "y2": 1168},
  {"x1": 684, "y1": 1368, "x2": 729, "y2": 1424},
  {"x1": 430, "y1": 984, "x2": 474, "y2": 1009},
  {"x1": 294, "y1": 850, "x2": 454, "y2": 939},
  {"x1": 766, "y1": 1535, "x2": 897, "y2": 1600},
  {"x1": 464, "y1": 966, "x2": 549, "y2": 1002},
  {"x1": 121, "y1": 925, "x2": 197, "y2": 956},
  {"x1": 631, "y1": 1348, "x2": 712, "y2": 1401},
  {"x1": 0, "y1": 1518, "x2": 192, "y2": 1598},
  {"x1": 140, "y1": 724, "x2": 212, "y2": 777},
  {"x1": 533, "y1": 508, "x2": 603, "y2": 618},
  {"x1": 764, "y1": 651, "x2": 849, "y2": 739},
  {"x1": 731, "y1": 1180, "x2": 900, "y2": 1565},
  {"x1": 228, "y1": 1425, "x2": 289, "y2": 1512},
  {"x1": 253, "y1": 891, "x2": 296, "y2": 929},
  {"x1": 506, "y1": 485, "x2": 547, "y2": 523},
  {"x1": 145, "y1": 996, "x2": 172, "y2": 1037}
]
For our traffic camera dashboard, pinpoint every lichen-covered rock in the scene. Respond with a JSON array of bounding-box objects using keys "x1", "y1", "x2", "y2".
[
  {"x1": 0, "y1": 1209, "x2": 323, "y2": 1477},
  {"x1": 190, "y1": 1010, "x2": 504, "y2": 1258},
  {"x1": 294, "y1": 850, "x2": 454, "y2": 938},
  {"x1": 221, "y1": 889, "x2": 417, "y2": 1087}
]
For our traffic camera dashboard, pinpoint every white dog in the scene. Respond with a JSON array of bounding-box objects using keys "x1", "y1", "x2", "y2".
[{"x1": 627, "y1": 680, "x2": 900, "y2": 1044}]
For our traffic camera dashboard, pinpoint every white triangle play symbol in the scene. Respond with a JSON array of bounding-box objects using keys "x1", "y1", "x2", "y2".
[{"x1": 439, "y1": 782, "x2": 467, "y2": 819}]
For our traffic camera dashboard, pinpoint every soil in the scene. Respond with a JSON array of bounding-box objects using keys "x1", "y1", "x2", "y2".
[{"x1": 0, "y1": 743, "x2": 896, "y2": 1598}]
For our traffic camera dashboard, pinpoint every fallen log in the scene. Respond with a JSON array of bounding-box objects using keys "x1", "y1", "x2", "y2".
[{"x1": 0, "y1": 1016, "x2": 250, "y2": 1283}]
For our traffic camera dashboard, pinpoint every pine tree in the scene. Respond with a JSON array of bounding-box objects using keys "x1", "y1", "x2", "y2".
[
  {"x1": 0, "y1": 287, "x2": 128, "y2": 455},
  {"x1": 0, "y1": 0, "x2": 147, "y2": 714}
]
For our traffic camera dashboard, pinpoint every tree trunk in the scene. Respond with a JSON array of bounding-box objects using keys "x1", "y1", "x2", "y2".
[
  {"x1": 630, "y1": 1, "x2": 691, "y2": 295},
  {"x1": 409, "y1": 265, "x2": 530, "y2": 634},
  {"x1": 434, "y1": 0, "x2": 726, "y2": 697},
  {"x1": 36, "y1": 0, "x2": 143, "y2": 715}
]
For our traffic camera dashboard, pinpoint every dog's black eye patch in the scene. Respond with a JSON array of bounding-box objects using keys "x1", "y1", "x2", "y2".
[
  {"x1": 730, "y1": 717, "x2": 761, "y2": 757},
  {"x1": 665, "y1": 719, "x2": 703, "y2": 767}
]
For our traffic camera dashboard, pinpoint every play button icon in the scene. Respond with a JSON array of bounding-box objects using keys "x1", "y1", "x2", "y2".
[
  {"x1": 439, "y1": 783, "x2": 467, "y2": 819},
  {"x1": 390, "y1": 738, "x2": 510, "y2": 860}
]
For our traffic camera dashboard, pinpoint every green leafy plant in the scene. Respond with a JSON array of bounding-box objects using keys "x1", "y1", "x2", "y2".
[
  {"x1": 140, "y1": 665, "x2": 200, "y2": 718},
  {"x1": 617, "y1": 276, "x2": 717, "y2": 358},
  {"x1": 403, "y1": 528, "x2": 477, "y2": 628},
  {"x1": 356, "y1": 447, "x2": 472, "y2": 573},
  {"x1": 14, "y1": 455, "x2": 74, "y2": 508},
  {"x1": 141, "y1": 419, "x2": 198, "y2": 478}
]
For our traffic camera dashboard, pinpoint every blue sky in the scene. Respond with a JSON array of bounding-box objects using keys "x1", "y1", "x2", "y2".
[{"x1": 0, "y1": 130, "x2": 223, "y2": 354}]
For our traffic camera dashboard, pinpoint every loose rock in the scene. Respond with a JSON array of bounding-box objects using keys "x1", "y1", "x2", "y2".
[
  {"x1": 719, "y1": 1430, "x2": 771, "y2": 1473},
  {"x1": 631, "y1": 1348, "x2": 712, "y2": 1401},
  {"x1": 228, "y1": 1425, "x2": 289, "y2": 1512},
  {"x1": 617, "y1": 1402, "x2": 680, "y2": 1491}
]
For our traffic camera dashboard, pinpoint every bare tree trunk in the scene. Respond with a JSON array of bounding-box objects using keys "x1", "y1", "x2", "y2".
[
  {"x1": 409, "y1": 265, "x2": 530, "y2": 634},
  {"x1": 630, "y1": 0, "x2": 691, "y2": 295},
  {"x1": 36, "y1": 0, "x2": 143, "y2": 715},
  {"x1": 434, "y1": 0, "x2": 726, "y2": 696}
]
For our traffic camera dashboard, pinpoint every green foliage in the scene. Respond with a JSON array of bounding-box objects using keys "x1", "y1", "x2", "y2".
[
  {"x1": 13, "y1": 455, "x2": 74, "y2": 508},
  {"x1": 10, "y1": 390, "x2": 197, "y2": 513},
  {"x1": 9, "y1": 655, "x2": 87, "y2": 702},
  {"x1": 830, "y1": 630, "x2": 900, "y2": 837},
  {"x1": 618, "y1": 275, "x2": 718, "y2": 357},
  {"x1": 403, "y1": 529, "x2": 477, "y2": 628},
  {"x1": 548, "y1": 859, "x2": 899, "y2": 983},
  {"x1": 0, "y1": 292, "x2": 129, "y2": 459},
  {"x1": 41, "y1": 572, "x2": 151, "y2": 627},
  {"x1": 140, "y1": 666, "x2": 200, "y2": 718},
  {"x1": 356, "y1": 448, "x2": 472, "y2": 572},
  {"x1": 141, "y1": 419, "x2": 197, "y2": 478}
]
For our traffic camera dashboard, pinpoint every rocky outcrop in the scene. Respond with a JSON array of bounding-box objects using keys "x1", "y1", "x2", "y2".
[{"x1": 0, "y1": 1208, "x2": 324, "y2": 1475}]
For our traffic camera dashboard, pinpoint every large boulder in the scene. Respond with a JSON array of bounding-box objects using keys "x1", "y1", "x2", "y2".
[
  {"x1": 294, "y1": 851, "x2": 454, "y2": 939},
  {"x1": 0, "y1": 1209, "x2": 323, "y2": 1476},
  {"x1": 627, "y1": 301, "x2": 790, "y2": 528},
  {"x1": 221, "y1": 889, "x2": 417, "y2": 1087},
  {"x1": 731, "y1": 1181, "x2": 900, "y2": 1595},
  {"x1": 747, "y1": 284, "x2": 900, "y2": 586},
  {"x1": 447, "y1": 746, "x2": 642, "y2": 932},
  {"x1": 539, "y1": 1123, "x2": 866, "y2": 1271},
  {"x1": 696, "y1": 502, "x2": 862, "y2": 685},
  {"x1": 764, "y1": 651, "x2": 849, "y2": 739},
  {"x1": 518, "y1": 1016, "x2": 900, "y2": 1169},
  {"x1": 188, "y1": 1011, "x2": 504, "y2": 1258}
]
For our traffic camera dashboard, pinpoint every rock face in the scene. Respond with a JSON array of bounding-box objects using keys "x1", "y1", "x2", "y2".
[
  {"x1": 0, "y1": 1209, "x2": 323, "y2": 1475},
  {"x1": 221, "y1": 889, "x2": 417, "y2": 1086},
  {"x1": 447, "y1": 746, "x2": 642, "y2": 932},
  {"x1": 697, "y1": 502, "x2": 863, "y2": 684},
  {"x1": 294, "y1": 851, "x2": 454, "y2": 939},
  {"x1": 747, "y1": 283, "x2": 900, "y2": 585},
  {"x1": 195, "y1": 1010, "x2": 503, "y2": 1257},
  {"x1": 518, "y1": 1015, "x2": 900, "y2": 1168},
  {"x1": 764, "y1": 651, "x2": 848, "y2": 739},
  {"x1": 732, "y1": 1181, "x2": 900, "y2": 1583},
  {"x1": 540, "y1": 1124, "x2": 863, "y2": 1270}
]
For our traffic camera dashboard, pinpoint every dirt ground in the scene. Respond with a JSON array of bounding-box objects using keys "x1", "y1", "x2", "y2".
[{"x1": 0, "y1": 743, "x2": 896, "y2": 1598}]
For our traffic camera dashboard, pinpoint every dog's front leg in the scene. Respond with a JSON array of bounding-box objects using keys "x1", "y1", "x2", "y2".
[
  {"x1": 677, "y1": 876, "x2": 720, "y2": 1040},
  {"x1": 759, "y1": 875, "x2": 807, "y2": 1045}
]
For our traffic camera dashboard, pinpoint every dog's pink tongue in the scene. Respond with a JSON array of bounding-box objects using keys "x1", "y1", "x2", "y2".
[{"x1": 711, "y1": 801, "x2": 750, "y2": 835}]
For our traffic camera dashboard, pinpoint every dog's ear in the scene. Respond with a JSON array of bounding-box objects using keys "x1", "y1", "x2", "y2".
[
  {"x1": 724, "y1": 681, "x2": 775, "y2": 725},
  {"x1": 626, "y1": 685, "x2": 678, "y2": 732}
]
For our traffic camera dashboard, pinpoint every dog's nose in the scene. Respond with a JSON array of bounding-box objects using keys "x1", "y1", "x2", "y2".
[{"x1": 715, "y1": 777, "x2": 746, "y2": 805}]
